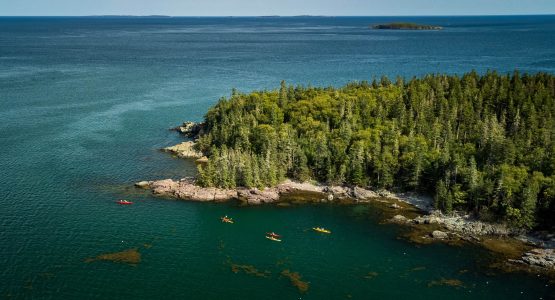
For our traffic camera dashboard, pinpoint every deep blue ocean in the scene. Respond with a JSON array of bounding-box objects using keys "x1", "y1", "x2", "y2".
[{"x1": 1, "y1": 16, "x2": 555, "y2": 299}]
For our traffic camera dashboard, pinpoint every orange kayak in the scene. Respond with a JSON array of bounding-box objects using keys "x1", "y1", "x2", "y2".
[{"x1": 221, "y1": 217, "x2": 234, "y2": 224}]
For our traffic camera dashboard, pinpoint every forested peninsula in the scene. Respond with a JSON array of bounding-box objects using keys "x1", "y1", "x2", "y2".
[{"x1": 190, "y1": 71, "x2": 555, "y2": 230}]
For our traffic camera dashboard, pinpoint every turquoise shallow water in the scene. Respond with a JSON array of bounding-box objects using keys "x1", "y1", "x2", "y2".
[{"x1": 1, "y1": 16, "x2": 555, "y2": 299}]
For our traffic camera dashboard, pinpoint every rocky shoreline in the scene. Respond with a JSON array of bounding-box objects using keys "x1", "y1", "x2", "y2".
[
  {"x1": 135, "y1": 177, "x2": 397, "y2": 205},
  {"x1": 136, "y1": 176, "x2": 555, "y2": 274},
  {"x1": 389, "y1": 211, "x2": 555, "y2": 273},
  {"x1": 163, "y1": 121, "x2": 207, "y2": 161}
]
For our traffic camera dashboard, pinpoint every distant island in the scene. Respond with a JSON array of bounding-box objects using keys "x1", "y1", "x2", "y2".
[
  {"x1": 371, "y1": 22, "x2": 443, "y2": 30},
  {"x1": 87, "y1": 15, "x2": 171, "y2": 18}
]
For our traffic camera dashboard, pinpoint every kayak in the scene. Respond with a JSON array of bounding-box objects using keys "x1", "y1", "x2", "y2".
[
  {"x1": 313, "y1": 227, "x2": 331, "y2": 234},
  {"x1": 116, "y1": 200, "x2": 133, "y2": 205},
  {"x1": 265, "y1": 235, "x2": 281, "y2": 242},
  {"x1": 221, "y1": 217, "x2": 234, "y2": 224},
  {"x1": 266, "y1": 232, "x2": 281, "y2": 238}
]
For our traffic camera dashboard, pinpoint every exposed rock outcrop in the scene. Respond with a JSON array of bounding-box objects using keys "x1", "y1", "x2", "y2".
[
  {"x1": 137, "y1": 178, "x2": 399, "y2": 205},
  {"x1": 163, "y1": 141, "x2": 203, "y2": 159},
  {"x1": 405, "y1": 211, "x2": 513, "y2": 236},
  {"x1": 149, "y1": 178, "x2": 236, "y2": 201},
  {"x1": 431, "y1": 230, "x2": 448, "y2": 239},
  {"x1": 389, "y1": 203, "x2": 401, "y2": 209},
  {"x1": 138, "y1": 178, "x2": 282, "y2": 203},
  {"x1": 509, "y1": 248, "x2": 555, "y2": 271},
  {"x1": 172, "y1": 121, "x2": 205, "y2": 138},
  {"x1": 134, "y1": 181, "x2": 150, "y2": 189},
  {"x1": 321, "y1": 185, "x2": 379, "y2": 201},
  {"x1": 196, "y1": 156, "x2": 209, "y2": 163},
  {"x1": 391, "y1": 215, "x2": 407, "y2": 223},
  {"x1": 237, "y1": 188, "x2": 279, "y2": 204}
]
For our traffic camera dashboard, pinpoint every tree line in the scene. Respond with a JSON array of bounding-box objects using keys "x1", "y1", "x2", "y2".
[{"x1": 194, "y1": 71, "x2": 555, "y2": 229}]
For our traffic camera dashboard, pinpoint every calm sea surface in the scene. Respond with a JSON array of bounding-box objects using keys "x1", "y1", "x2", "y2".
[{"x1": 1, "y1": 16, "x2": 555, "y2": 299}]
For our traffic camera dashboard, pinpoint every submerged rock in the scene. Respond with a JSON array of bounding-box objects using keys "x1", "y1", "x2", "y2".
[
  {"x1": 85, "y1": 248, "x2": 141, "y2": 265},
  {"x1": 427, "y1": 278, "x2": 464, "y2": 288},
  {"x1": 230, "y1": 262, "x2": 271, "y2": 278},
  {"x1": 281, "y1": 269, "x2": 309, "y2": 293},
  {"x1": 364, "y1": 271, "x2": 379, "y2": 279}
]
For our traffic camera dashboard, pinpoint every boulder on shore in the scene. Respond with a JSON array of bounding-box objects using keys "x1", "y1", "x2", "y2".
[
  {"x1": 407, "y1": 211, "x2": 513, "y2": 236},
  {"x1": 391, "y1": 215, "x2": 407, "y2": 223},
  {"x1": 134, "y1": 181, "x2": 150, "y2": 189},
  {"x1": 389, "y1": 203, "x2": 401, "y2": 209},
  {"x1": 172, "y1": 121, "x2": 204, "y2": 138},
  {"x1": 520, "y1": 248, "x2": 555, "y2": 270},
  {"x1": 431, "y1": 230, "x2": 448, "y2": 239},
  {"x1": 352, "y1": 186, "x2": 380, "y2": 200},
  {"x1": 321, "y1": 185, "x2": 379, "y2": 201},
  {"x1": 196, "y1": 156, "x2": 209, "y2": 163},
  {"x1": 237, "y1": 188, "x2": 280, "y2": 204},
  {"x1": 163, "y1": 141, "x2": 203, "y2": 159}
]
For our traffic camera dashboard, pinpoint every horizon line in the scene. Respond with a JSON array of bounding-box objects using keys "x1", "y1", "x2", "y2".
[{"x1": 1, "y1": 13, "x2": 555, "y2": 18}]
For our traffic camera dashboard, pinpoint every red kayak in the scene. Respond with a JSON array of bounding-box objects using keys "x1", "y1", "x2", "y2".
[
  {"x1": 116, "y1": 200, "x2": 133, "y2": 205},
  {"x1": 266, "y1": 232, "x2": 281, "y2": 238}
]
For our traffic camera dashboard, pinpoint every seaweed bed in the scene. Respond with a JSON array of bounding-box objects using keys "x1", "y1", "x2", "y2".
[
  {"x1": 427, "y1": 278, "x2": 465, "y2": 288},
  {"x1": 229, "y1": 263, "x2": 271, "y2": 278},
  {"x1": 85, "y1": 248, "x2": 141, "y2": 266},
  {"x1": 281, "y1": 269, "x2": 310, "y2": 293}
]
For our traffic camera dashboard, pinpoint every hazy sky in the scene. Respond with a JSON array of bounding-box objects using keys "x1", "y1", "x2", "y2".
[{"x1": 1, "y1": 0, "x2": 555, "y2": 16}]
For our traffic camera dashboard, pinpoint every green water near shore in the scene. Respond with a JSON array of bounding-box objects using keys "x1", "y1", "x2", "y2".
[{"x1": 9, "y1": 192, "x2": 554, "y2": 299}]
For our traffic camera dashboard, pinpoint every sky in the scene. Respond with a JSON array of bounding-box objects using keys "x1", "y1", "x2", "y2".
[{"x1": 1, "y1": 0, "x2": 555, "y2": 16}]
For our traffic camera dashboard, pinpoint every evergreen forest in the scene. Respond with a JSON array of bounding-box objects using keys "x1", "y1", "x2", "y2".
[{"x1": 195, "y1": 71, "x2": 555, "y2": 229}]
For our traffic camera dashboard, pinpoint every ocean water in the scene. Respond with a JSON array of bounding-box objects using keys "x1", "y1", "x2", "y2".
[{"x1": 1, "y1": 16, "x2": 554, "y2": 299}]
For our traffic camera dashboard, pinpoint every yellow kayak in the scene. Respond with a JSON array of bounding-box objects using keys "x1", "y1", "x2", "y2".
[
  {"x1": 266, "y1": 235, "x2": 282, "y2": 242},
  {"x1": 313, "y1": 227, "x2": 331, "y2": 234}
]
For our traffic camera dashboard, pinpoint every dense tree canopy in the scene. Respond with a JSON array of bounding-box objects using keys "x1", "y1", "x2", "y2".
[{"x1": 194, "y1": 71, "x2": 555, "y2": 229}]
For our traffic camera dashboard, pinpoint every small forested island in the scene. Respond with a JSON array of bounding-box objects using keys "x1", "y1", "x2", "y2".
[
  {"x1": 186, "y1": 71, "x2": 554, "y2": 231},
  {"x1": 371, "y1": 22, "x2": 443, "y2": 30}
]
